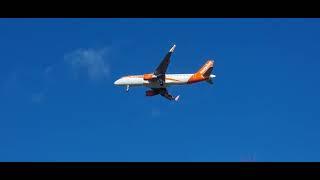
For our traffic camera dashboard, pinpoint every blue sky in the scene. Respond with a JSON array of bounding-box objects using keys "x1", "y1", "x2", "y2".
[{"x1": 1, "y1": 18, "x2": 320, "y2": 162}]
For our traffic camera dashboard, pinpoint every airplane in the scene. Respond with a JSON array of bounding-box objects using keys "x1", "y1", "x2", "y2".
[{"x1": 114, "y1": 44, "x2": 216, "y2": 101}]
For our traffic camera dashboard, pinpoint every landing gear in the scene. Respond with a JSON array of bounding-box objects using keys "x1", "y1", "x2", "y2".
[
  {"x1": 126, "y1": 85, "x2": 130, "y2": 92},
  {"x1": 157, "y1": 74, "x2": 165, "y2": 87},
  {"x1": 158, "y1": 78, "x2": 164, "y2": 86}
]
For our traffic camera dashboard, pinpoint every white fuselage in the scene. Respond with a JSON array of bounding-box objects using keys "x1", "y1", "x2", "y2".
[
  {"x1": 114, "y1": 74, "x2": 216, "y2": 89},
  {"x1": 114, "y1": 74, "x2": 195, "y2": 88}
]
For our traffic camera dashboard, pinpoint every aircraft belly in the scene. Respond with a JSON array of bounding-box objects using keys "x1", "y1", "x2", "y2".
[
  {"x1": 166, "y1": 80, "x2": 185, "y2": 84},
  {"x1": 134, "y1": 79, "x2": 145, "y2": 85},
  {"x1": 147, "y1": 85, "x2": 170, "y2": 88},
  {"x1": 165, "y1": 75, "x2": 190, "y2": 85},
  {"x1": 125, "y1": 78, "x2": 145, "y2": 86},
  {"x1": 143, "y1": 75, "x2": 190, "y2": 88},
  {"x1": 144, "y1": 82, "x2": 167, "y2": 88}
]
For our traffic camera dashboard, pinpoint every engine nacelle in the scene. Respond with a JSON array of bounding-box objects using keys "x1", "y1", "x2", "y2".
[
  {"x1": 143, "y1": 73, "x2": 156, "y2": 80},
  {"x1": 146, "y1": 90, "x2": 158, "y2": 96}
]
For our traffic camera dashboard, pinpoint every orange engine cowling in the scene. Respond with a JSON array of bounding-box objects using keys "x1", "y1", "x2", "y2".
[
  {"x1": 143, "y1": 73, "x2": 156, "y2": 80},
  {"x1": 146, "y1": 90, "x2": 159, "y2": 96}
]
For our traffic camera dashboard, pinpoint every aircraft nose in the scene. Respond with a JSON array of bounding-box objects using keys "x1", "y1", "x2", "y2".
[{"x1": 114, "y1": 79, "x2": 120, "y2": 85}]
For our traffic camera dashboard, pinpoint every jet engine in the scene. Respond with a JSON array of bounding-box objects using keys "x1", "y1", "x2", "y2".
[
  {"x1": 146, "y1": 90, "x2": 159, "y2": 96},
  {"x1": 143, "y1": 73, "x2": 156, "y2": 80}
]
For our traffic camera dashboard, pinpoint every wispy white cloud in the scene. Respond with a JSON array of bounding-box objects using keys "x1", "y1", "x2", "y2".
[
  {"x1": 2, "y1": 47, "x2": 111, "y2": 104},
  {"x1": 64, "y1": 47, "x2": 110, "y2": 81}
]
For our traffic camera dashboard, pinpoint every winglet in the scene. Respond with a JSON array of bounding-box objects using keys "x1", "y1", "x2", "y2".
[
  {"x1": 174, "y1": 95, "x2": 180, "y2": 101},
  {"x1": 169, "y1": 44, "x2": 176, "y2": 53}
]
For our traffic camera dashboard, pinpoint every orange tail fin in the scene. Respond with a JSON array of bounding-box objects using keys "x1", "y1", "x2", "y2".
[
  {"x1": 187, "y1": 60, "x2": 214, "y2": 84},
  {"x1": 197, "y1": 60, "x2": 214, "y2": 77}
]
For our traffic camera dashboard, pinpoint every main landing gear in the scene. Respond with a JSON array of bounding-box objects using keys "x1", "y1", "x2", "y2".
[
  {"x1": 158, "y1": 78, "x2": 164, "y2": 86},
  {"x1": 157, "y1": 74, "x2": 165, "y2": 87},
  {"x1": 126, "y1": 85, "x2": 130, "y2": 92}
]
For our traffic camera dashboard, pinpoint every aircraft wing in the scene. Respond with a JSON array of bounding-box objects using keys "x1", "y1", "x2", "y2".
[
  {"x1": 154, "y1": 44, "x2": 176, "y2": 76},
  {"x1": 154, "y1": 88, "x2": 180, "y2": 101}
]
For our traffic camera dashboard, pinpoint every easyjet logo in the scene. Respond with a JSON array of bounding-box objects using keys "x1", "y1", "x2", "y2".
[{"x1": 199, "y1": 62, "x2": 212, "y2": 74}]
